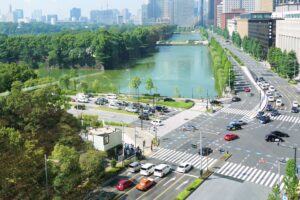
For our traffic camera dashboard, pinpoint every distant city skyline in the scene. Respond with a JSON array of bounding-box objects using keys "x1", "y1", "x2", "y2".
[{"x1": 0, "y1": 0, "x2": 143, "y2": 18}]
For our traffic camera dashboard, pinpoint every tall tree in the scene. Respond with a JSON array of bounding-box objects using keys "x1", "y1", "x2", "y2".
[
  {"x1": 129, "y1": 76, "x2": 141, "y2": 99},
  {"x1": 145, "y1": 77, "x2": 155, "y2": 95},
  {"x1": 284, "y1": 159, "x2": 299, "y2": 200}
]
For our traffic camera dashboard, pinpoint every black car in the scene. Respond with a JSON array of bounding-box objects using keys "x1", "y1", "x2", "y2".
[
  {"x1": 258, "y1": 77, "x2": 265, "y2": 82},
  {"x1": 270, "y1": 131, "x2": 289, "y2": 138},
  {"x1": 226, "y1": 124, "x2": 242, "y2": 131},
  {"x1": 266, "y1": 104, "x2": 273, "y2": 111},
  {"x1": 185, "y1": 99, "x2": 194, "y2": 103},
  {"x1": 164, "y1": 97, "x2": 175, "y2": 102},
  {"x1": 256, "y1": 111, "x2": 265, "y2": 119},
  {"x1": 210, "y1": 100, "x2": 222, "y2": 105},
  {"x1": 271, "y1": 110, "x2": 280, "y2": 117},
  {"x1": 95, "y1": 97, "x2": 109, "y2": 105},
  {"x1": 265, "y1": 134, "x2": 284, "y2": 142},
  {"x1": 74, "y1": 104, "x2": 86, "y2": 110},
  {"x1": 155, "y1": 105, "x2": 163, "y2": 112},
  {"x1": 291, "y1": 107, "x2": 299, "y2": 113},
  {"x1": 138, "y1": 114, "x2": 150, "y2": 120},
  {"x1": 182, "y1": 124, "x2": 197, "y2": 131},
  {"x1": 199, "y1": 147, "x2": 213, "y2": 156},
  {"x1": 232, "y1": 96, "x2": 241, "y2": 102},
  {"x1": 259, "y1": 116, "x2": 271, "y2": 124}
]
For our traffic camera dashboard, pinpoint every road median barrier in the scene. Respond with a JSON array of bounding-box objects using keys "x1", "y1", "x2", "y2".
[{"x1": 175, "y1": 178, "x2": 204, "y2": 200}]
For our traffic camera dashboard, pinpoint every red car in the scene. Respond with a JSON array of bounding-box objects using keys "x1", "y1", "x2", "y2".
[
  {"x1": 244, "y1": 87, "x2": 251, "y2": 92},
  {"x1": 116, "y1": 180, "x2": 133, "y2": 191},
  {"x1": 224, "y1": 134, "x2": 239, "y2": 141}
]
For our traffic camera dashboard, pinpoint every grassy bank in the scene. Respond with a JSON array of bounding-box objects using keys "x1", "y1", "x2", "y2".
[{"x1": 225, "y1": 49, "x2": 244, "y2": 66}]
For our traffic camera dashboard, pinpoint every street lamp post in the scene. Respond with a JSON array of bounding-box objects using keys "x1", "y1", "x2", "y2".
[
  {"x1": 277, "y1": 143, "x2": 298, "y2": 174},
  {"x1": 199, "y1": 130, "x2": 203, "y2": 178},
  {"x1": 121, "y1": 121, "x2": 125, "y2": 166},
  {"x1": 294, "y1": 59, "x2": 297, "y2": 79},
  {"x1": 44, "y1": 154, "x2": 49, "y2": 198}
]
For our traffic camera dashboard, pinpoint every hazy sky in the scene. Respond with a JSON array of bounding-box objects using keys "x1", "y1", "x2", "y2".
[{"x1": 0, "y1": 0, "x2": 144, "y2": 19}]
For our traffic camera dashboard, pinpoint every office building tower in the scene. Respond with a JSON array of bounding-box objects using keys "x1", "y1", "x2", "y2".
[
  {"x1": 214, "y1": 0, "x2": 223, "y2": 26},
  {"x1": 70, "y1": 7, "x2": 81, "y2": 21},
  {"x1": 47, "y1": 14, "x2": 58, "y2": 24},
  {"x1": 90, "y1": 9, "x2": 119, "y2": 25},
  {"x1": 255, "y1": 0, "x2": 274, "y2": 12},
  {"x1": 31, "y1": 9, "x2": 43, "y2": 22},
  {"x1": 13, "y1": 9, "x2": 24, "y2": 22},
  {"x1": 223, "y1": 0, "x2": 255, "y2": 13},
  {"x1": 173, "y1": 0, "x2": 195, "y2": 27}
]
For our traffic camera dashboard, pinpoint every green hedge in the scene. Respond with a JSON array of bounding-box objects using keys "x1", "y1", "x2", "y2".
[{"x1": 175, "y1": 179, "x2": 204, "y2": 200}]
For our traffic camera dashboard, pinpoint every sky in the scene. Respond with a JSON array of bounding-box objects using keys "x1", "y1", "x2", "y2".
[{"x1": 0, "y1": 0, "x2": 144, "y2": 19}]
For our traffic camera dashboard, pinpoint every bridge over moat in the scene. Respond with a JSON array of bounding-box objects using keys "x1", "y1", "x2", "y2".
[{"x1": 156, "y1": 40, "x2": 209, "y2": 46}]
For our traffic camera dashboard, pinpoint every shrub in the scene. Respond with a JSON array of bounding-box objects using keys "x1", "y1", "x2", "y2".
[{"x1": 110, "y1": 159, "x2": 117, "y2": 168}]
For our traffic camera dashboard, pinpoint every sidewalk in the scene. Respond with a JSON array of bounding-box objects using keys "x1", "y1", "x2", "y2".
[{"x1": 123, "y1": 127, "x2": 154, "y2": 156}]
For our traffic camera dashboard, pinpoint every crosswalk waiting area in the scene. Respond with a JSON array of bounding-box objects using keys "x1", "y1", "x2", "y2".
[
  {"x1": 215, "y1": 162, "x2": 284, "y2": 189},
  {"x1": 150, "y1": 148, "x2": 217, "y2": 171}
]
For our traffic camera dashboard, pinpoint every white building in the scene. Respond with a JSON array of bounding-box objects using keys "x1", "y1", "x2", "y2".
[
  {"x1": 223, "y1": 0, "x2": 256, "y2": 13},
  {"x1": 227, "y1": 18, "x2": 238, "y2": 36},
  {"x1": 217, "y1": 2, "x2": 223, "y2": 27},
  {"x1": 173, "y1": 0, "x2": 195, "y2": 27},
  {"x1": 82, "y1": 127, "x2": 122, "y2": 151}
]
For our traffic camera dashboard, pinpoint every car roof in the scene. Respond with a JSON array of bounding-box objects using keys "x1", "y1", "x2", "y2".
[
  {"x1": 155, "y1": 164, "x2": 168, "y2": 169},
  {"x1": 119, "y1": 179, "x2": 129, "y2": 184},
  {"x1": 129, "y1": 162, "x2": 140, "y2": 167},
  {"x1": 142, "y1": 163, "x2": 154, "y2": 168}
]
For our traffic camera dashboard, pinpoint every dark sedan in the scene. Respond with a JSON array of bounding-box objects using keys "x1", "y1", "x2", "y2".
[{"x1": 271, "y1": 131, "x2": 289, "y2": 138}]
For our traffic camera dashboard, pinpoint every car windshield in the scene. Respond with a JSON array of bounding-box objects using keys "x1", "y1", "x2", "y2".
[
  {"x1": 179, "y1": 165, "x2": 184, "y2": 168},
  {"x1": 155, "y1": 169, "x2": 163, "y2": 172}
]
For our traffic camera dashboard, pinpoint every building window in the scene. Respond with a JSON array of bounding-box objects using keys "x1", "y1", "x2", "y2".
[{"x1": 104, "y1": 135, "x2": 109, "y2": 145}]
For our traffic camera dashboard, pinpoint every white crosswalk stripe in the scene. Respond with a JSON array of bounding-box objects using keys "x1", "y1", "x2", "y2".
[
  {"x1": 150, "y1": 148, "x2": 217, "y2": 170},
  {"x1": 269, "y1": 113, "x2": 300, "y2": 124},
  {"x1": 220, "y1": 107, "x2": 256, "y2": 117},
  {"x1": 216, "y1": 162, "x2": 285, "y2": 189}
]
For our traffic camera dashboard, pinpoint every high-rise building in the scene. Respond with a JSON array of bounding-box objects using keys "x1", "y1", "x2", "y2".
[
  {"x1": 13, "y1": 9, "x2": 24, "y2": 22},
  {"x1": 217, "y1": 2, "x2": 223, "y2": 27},
  {"x1": 223, "y1": 0, "x2": 255, "y2": 13},
  {"x1": 173, "y1": 0, "x2": 195, "y2": 27},
  {"x1": 31, "y1": 9, "x2": 43, "y2": 22},
  {"x1": 47, "y1": 14, "x2": 58, "y2": 24},
  {"x1": 214, "y1": 0, "x2": 223, "y2": 26},
  {"x1": 255, "y1": 0, "x2": 274, "y2": 12},
  {"x1": 90, "y1": 9, "x2": 119, "y2": 25},
  {"x1": 70, "y1": 7, "x2": 81, "y2": 21}
]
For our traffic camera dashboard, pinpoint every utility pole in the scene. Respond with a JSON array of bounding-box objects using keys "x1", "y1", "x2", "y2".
[
  {"x1": 206, "y1": 89, "x2": 209, "y2": 111},
  {"x1": 121, "y1": 121, "x2": 125, "y2": 166},
  {"x1": 294, "y1": 59, "x2": 297, "y2": 79},
  {"x1": 199, "y1": 130, "x2": 203, "y2": 178},
  {"x1": 294, "y1": 147, "x2": 297, "y2": 173}
]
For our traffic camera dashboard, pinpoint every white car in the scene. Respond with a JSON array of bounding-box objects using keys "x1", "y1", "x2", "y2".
[
  {"x1": 276, "y1": 99, "x2": 282, "y2": 107},
  {"x1": 125, "y1": 107, "x2": 138, "y2": 113},
  {"x1": 176, "y1": 163, "x2": 193, "y2": 173},
  {"x1": 268, "y1": 96, "x2": 275, "y2": 102},
  {"x1": 268, "y1": 86, "x2": 275, "y2": 92},
  {"x1": 109, "y1": 103, "x2": 121, "y2": 110},
  {"x1": 77, "y1": 97, "x2": 89, "y2": 103},
  {"x1": 266, "y1": 91, "x2": 272, "y2": 96},
  {"x1": 293, "y1": 101, "x2": 299, "y2": 108},
  {"x1": 106, "y1": 94, "x2": 117, "y2": 99},
  {"x1": 151, "y1": 120, "x2": 163, "y2": 126},
  {"x1": 261, "y1": 85, "x2": 268, "y2": 90},
  {"x1": 264, "y1": 82, "x2": 270, "y2": 87}
]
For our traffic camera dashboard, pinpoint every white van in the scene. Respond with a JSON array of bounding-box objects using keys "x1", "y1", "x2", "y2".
[
  {"x1": 140, "y1": 163, "x2": 155, "y2": 176},
  {"x1": 154, "y1": 164, "x2": 171, "y2": 177},
  {"x1": 128, "y1": 162, "x2": 141, "y2": 173}
]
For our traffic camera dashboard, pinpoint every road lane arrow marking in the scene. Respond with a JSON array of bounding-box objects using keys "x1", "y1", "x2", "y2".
[
  {"x1": 175, "y1": 180, "x2": 189, "y2": 190},
  {"x1": 163, "y1": 177, "x2": 176, "y2": 186}
]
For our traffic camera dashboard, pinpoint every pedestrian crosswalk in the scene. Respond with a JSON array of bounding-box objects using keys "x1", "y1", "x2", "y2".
[
  {"x1": 220, "y1": 107, "x2": 256, "y2": 118},
  {"x1": 215, "y1": 162, "x2": 284, "y2": 189},
  {"x1": 150, "y1": 148, "x2": 217, "y2": 170},
  {"x1": 266, "y1": 113, "x2": 300, "y2": 124}
]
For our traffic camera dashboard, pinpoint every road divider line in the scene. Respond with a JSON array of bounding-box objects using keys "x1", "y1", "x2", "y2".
[{"x1": 153, "y1": 175, "x2": 185, "y2": 200}]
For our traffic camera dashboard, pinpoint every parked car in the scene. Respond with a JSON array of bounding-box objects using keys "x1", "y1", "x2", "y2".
[
  {"x1": 128, "y1": 162, "x2": 141, "y2": 173},
  {"x1": 244, "y1": 87, "x2": 251, "y2": 92},
  {"x1": 153, "y1": 164, "x2": 171, "y2": 177},
  {"x1": 74, "y1": 104, "x2": 86, "y2": 110},
  {"x1": 95, "y1": 97, "x2": 109, "y2": 105},
  {"x1": 276, "y1": 99, "x2": 282, "y2": 107},
  {"x1": 139, "y1": 114, "x2": 150, "y2": 120},
  {"x1": 268, "y1": 96, "x2": 275, "y2": 102},
  {"x1": 177, "y1": 163, "x2": 193, "y2": 173},
  {"x1": 259, "y1": 116, "x2": 271, "y2": 124},
  {"x1": 77, "y1": 97, "x2": 89, "y2": 103},
  {"x1": 210, "y1": 100, "x2": 222, "y2": 105},
  {"x1": 164, "y1": 97, "x2": 175, "y2": 102},
  {"x1": 224, "y1": 134, "x2": 239, "y2": 141},
  {"x1": 106, "y1": 94, "x2": 117, "y2": 99},
  {"x1": 291, "y1": 107, "x2": 299, "y2": 113},
  {"x1": 116, "y1": 180, "x2": 133, "y2": 191},
  {"x1": 109, "y1": 103, "x2": 121, "y2": 110},
  {"x1": 271, "y1": 109, "x2": 280, "y2": 117},
  {"x1": 185, "y1": 99, "x2": 194, "y2": 103},
  {"x1": 125, "y1": 106, "x2": 139, "y2": 113},
  {"x1": 155, "y1": 105, "x2": 163, "y2": 112},
  {"x1": 265, "y1": 134, "x2": 284, "y2": 142},
  {"x1": 266, "y1": 104, "x2": 273, "y2": 111},
  {"x1": 232, "y1": 96, "x2": 241, "y2": 102},
  {"x1": 136, "y1": 178, "x2": 155, "y2": 191},
  {"x1": 226, "y1": 124, "x2": 242, "y2": 131},
  {"x1": 199, "y1": 147, "x2": 213, "y2": 156},
  {"x1": 270, "y1": 131, "x2": 289, "y2": 138},
  {"x1": 151, "y1": 120, "x2": 163, "y2": 126},
  {"x1": 182, "y1": 124, "x2": 197, "y2": 131},
  {"x1": 293, "y1": 101, "x2": 299, "y2": 108}
]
